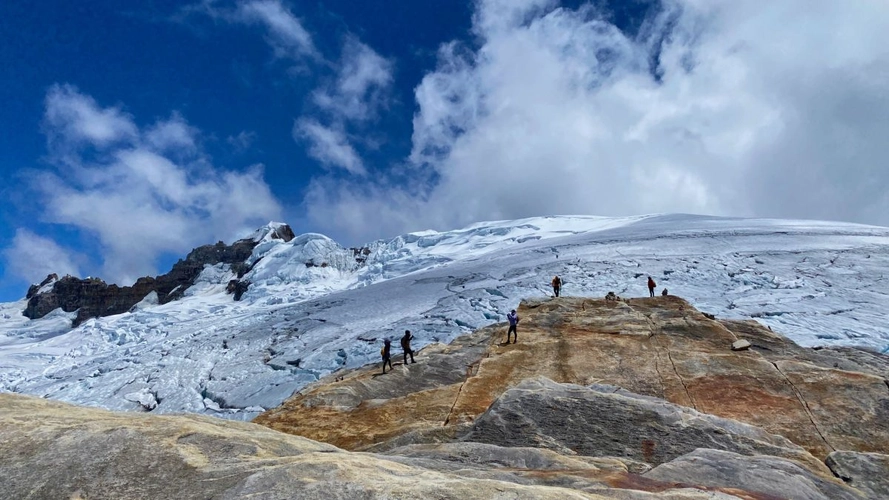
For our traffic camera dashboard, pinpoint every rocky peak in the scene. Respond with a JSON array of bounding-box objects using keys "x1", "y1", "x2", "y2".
[{"x1": 23, "y1": 224, "x2": 296, "y2": 326}]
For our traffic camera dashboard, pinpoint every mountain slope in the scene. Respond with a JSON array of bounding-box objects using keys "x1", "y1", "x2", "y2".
[{"x1": 1, "y1": 214, "x2": 888, "y2": 419}]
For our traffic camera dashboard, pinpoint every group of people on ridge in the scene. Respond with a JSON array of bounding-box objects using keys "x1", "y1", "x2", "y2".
[
  {"x1": 380, "y1": 329, "x2": 415, "y2": 374},
  {"x1": 382, "y1": 275, "x2": 667, "y2": 370},
  {"x1": 505, "y1": 274, "x2": 665, "y2": 344}
]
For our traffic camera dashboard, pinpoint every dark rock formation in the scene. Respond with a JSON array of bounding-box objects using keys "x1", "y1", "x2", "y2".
[
  {"x1": 23, "y1": 226, "x2": 292, "y2": 326},
  {"x1": 826, "y1": 451, "x2": 889, "y2": 499}
]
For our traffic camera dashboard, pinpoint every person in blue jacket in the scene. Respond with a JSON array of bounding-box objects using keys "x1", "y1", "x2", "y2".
[{"x1": 506, "y1": 309, "x2": 519, "y2": 344}]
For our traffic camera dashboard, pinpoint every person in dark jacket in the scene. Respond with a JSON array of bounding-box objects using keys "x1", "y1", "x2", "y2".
[
  {"x1": 381, "y1": 339, "x2": 393, "y2": 373},
  {"x1": 401, "y1": 330, "x2": 415, "y2": 364},
  {"x1": 647, "y1": 276, "x2": 656, "y2": 297},
  {"x1": 506, "y1": 309, "x2": 519, "y2": 343}
]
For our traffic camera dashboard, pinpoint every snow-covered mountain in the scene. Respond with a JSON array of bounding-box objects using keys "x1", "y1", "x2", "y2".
[{"x1": 1, "y1": 214, "x2": 888, "y2": 420}]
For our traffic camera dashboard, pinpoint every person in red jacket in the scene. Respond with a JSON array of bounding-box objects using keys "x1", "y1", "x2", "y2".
[{"x1": 647, "y1": 276, "x2": 656, "y2": 297}]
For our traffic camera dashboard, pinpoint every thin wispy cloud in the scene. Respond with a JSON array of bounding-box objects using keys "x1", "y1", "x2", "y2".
[
  {"x1": 295, "y1": 38, "x2": 393, "y2": 176},
  {"x1": 235, "y1": 0, "x2": 318, "y2": 60},
  {"x1": 227, "y1": 130, "x2": 257, "y2": 152},
  {"x1": 294, "y1": 119, "x2": 365, "y2": 175},
  {"x1": 303, "y1": 0, "x2": 889, "y2": 243},
  {"x1": 312, "y1": 37, "x2": 393, "y2": 122},
  {"x1": 12, "y1": 85, "x2": 282, "y2": 286},
  {"x1": 184, "y1": 0, "x2": 318, "y2": 61}
]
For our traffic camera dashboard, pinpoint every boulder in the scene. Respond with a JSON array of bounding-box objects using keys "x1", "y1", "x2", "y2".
[{"x1": 731, "y1": 339, "x2": 751, "y2": 351}]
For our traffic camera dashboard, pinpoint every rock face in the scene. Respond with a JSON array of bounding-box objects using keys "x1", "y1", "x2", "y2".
[
  {"x1": 645, "y1": 449, "x2": 864, "y2": 500},
  {"x1": 3, "y1": 296, "x2": 888, "y2": 499},
  {"x1": 463, "y1": 378, "x2": 826, "y2": 474},
  {"x1": 0, "y1": 392, "x2": 803, "y2": 500},
  {"x1": 256, "y1": 296, "x2": 889, "y2": 497},
  {"x1": 22, "y1": 228, "x2": 293, "y2": 326}
]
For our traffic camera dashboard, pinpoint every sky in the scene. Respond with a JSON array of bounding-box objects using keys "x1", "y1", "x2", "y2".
[{"x1": 1, "y1": 0, "x2": 888, "y2": 302}]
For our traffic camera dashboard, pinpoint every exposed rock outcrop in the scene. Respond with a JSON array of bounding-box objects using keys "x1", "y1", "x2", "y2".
[
  {"x1": 0, "y1": 392, "x2": 795, "y2": 499},
  {"x1": 256, "y1": 296, "x2": 889, "y2": 497},
  {"x1": 645, "y1": 449, "x2": 864, "y2": 500},
  {"x1": 258, "y1": 297, "x2": 889, "y2": 462},
  {"x1": 462, "y1": 377, "x2": 826, "y2": 474},
  {"x1": 3, "y1": 296, "x2": 887, "y2": 499},
  {"x1": 22, "y1": 226, "x2": 293, "y2": 326}
]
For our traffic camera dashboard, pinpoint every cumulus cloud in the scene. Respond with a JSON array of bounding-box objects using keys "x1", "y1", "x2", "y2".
[
  {"x1": 3, "y1": 230, "x2": 82, "y2": 284},
  {"x1": 294, "y1": 119, "x2": 365, "y2": 175},
  {"x1": 304, "y1": 0, "x2": 889, "y2": 243},
  {"x1": 13, "y1": 86, "x2": 282, "y2": 286}
]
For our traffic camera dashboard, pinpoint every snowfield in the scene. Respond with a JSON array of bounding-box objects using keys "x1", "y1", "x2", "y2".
[{"x1": 1, "y1": 214, "x2": 888, "y2": 420}]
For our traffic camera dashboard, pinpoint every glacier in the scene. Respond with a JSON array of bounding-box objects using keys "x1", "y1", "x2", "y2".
[{"x1": 1, "y1": 213, "x2": 888, "y2": 420}]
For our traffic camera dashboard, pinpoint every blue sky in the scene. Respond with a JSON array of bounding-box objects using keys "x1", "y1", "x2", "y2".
[{"x1": 1, "y1": 0, "x2": 888, "y2": 302}]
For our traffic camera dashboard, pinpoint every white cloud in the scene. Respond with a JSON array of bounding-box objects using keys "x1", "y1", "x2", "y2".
[
  {"x1": 304, "y1": 0, "x2": 889, "y2": 243},
  {"x1": 3, "y1": 230, "x2": 82, "y2": 284},
  {"x1": 236, "y1": 0, "x2": 317, "y2": 59},
  {"x1": 144, "y1": 113, "x2": 199, "y2": 152},
  {"x1": 44, "y1": 84, "x2": 138, "y2": 148},
  {"x1": 295, "y1": 119, "x2": 366, "y2": 175},
  {"x1": 312, "y1": 38, "x2": 393, "y2": 121},
  {"x1": 20, "y1": 86, "x2": 282, "y2": 286}
]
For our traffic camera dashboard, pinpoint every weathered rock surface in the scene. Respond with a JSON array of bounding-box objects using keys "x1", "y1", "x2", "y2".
[
  {"x1": 825, "y1": 450, "x2": 889, "y2": 499},
  {"x1": 462, "y1": 377, "x2": 827, "y2": 474},
  {"x1": 258, "y1": 297, "x2": 889, "y2": 464},
  {"x1": 5, "y1": 296, "x2": 888, "y2": 499},
  {"x1": 1, "y1": 392, "x2": 777, "y2": 499},
  {"x1": 645, "y1": 448, "x2": 864, "y2": 500}
]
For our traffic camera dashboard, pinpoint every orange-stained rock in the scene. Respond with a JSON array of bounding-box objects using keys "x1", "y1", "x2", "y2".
[{"x1": 256, "y1": 296, "x2": 889, "y2": 464}]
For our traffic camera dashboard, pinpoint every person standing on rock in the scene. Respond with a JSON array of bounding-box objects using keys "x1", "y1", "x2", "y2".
[
  {"x1": 506, "y1": 309, "x2": 519, "y2": 344},
  {"x1": 647, "y1": 276, "x2": 656, "y2": 297},
  {"x1": 401, "y1": 330, "x2": 415, "y2": 364},
  {"x1": 381, "y1": 339, "x2": 393, "y2": 374},
  {"x1": 551, "y1": 275, "x2": 562, "y2": 297}
]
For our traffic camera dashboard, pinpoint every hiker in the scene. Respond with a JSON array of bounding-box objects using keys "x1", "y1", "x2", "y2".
[
  {"x1": 401, "y1": 330, "x2": 415, "y2": 364},
  {"x1": 506, "y1": 309, "x2": 519, "y2": 343},
  {"x1": 647, "y1": 276, "x2": 656, "y2": 297},
  {"x1": 551, "y1": 275, "x2": 562, "y2": 297},
  {"x1": 662, "y1": 288, "x2": 668, "y2": 296},
  {"x1": 381, "y1": 339, "x2": 393, "y2": 373}
]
